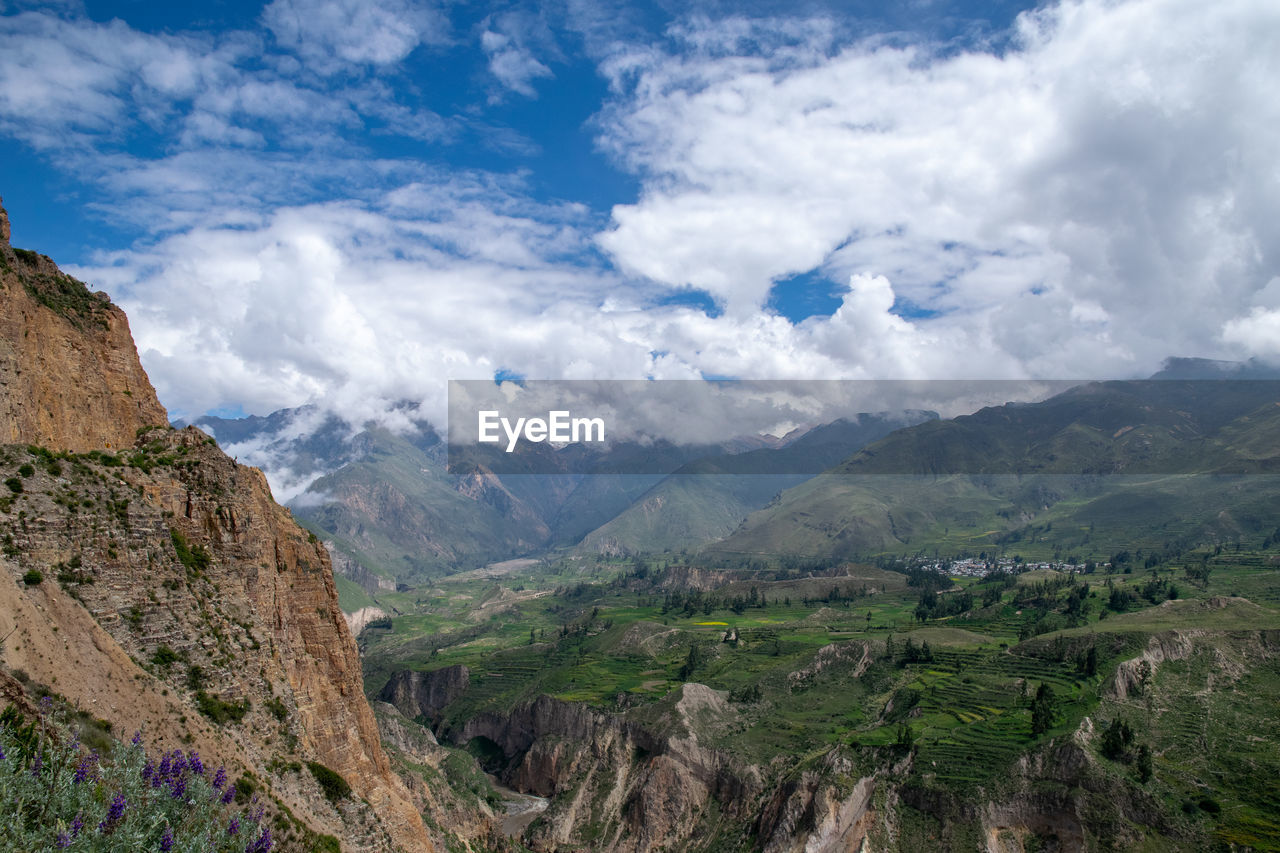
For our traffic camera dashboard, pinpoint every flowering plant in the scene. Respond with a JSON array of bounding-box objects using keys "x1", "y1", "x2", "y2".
[{"x1": 0, "y1": 700, "x2": 271, "y2": 852}]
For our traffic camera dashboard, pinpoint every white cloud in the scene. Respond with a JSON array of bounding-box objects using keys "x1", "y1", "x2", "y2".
[
  {"x1": 1222, "y1": 308, "x2": 1280, "y2": 359},
  {"x1": 74, "y1": 180, "x2": 631, "y2": 425},
  {"x1": 596, "y1": 0, "x2": 1280, "y2": 374},
  {"x1": 262, "y1": 0, "x2": 449, "y2": 71},
  {"x1": 479, "y1": 12, "x2": 556, "y2": 100},
  {"x1": 0, "y1": 8, "x2": 448, "y2": 164},
  {"x1": 0, "y1": 13, "x2": 225, "y2": 148}
]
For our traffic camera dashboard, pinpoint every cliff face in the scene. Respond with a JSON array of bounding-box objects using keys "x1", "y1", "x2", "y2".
[
  {"x1": 443, "y1": 685, "x2": 763, "y2": 852},
  {"x1": 380, "y1": 665, "x2": 471, "y2": 726},
  {"x1": 0, "y1": 198, "x2": 434, "y2": 852},
  {"x1": 0, "y1": 208, "x2": 168, "y2": 451}
]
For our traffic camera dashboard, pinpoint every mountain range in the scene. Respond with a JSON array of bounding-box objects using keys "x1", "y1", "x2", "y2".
[
  {"x1": 196, "y1": 407, "x2": 935, "y2": 591},
  {"x1": 716, "y1": 378, "x2": 1280, "y2": 561}
]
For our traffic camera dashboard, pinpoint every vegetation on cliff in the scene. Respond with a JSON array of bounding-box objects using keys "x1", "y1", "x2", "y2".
[{"x1": 0, "y1": 697, "x2": 272, "y2": 852}]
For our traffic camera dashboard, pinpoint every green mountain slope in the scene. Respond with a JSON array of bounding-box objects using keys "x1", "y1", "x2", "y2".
[
  {"x1": 716, "y1": 381, "x2": 1280, "y2": 561},
  {"x1": 292, "y1": 426, "x2": 552, "y2": 582},
  {"x1": 578, "y1": 414, "x2": 935, "y2": 554}
]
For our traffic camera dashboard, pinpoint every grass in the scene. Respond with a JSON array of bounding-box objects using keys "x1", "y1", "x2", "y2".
[{"x1": 335, "y1": 574, "x2": 376, "y2": 613}]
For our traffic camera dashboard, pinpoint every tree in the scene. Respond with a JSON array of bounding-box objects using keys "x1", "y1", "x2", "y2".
[
  {"x1": 1077, "y1": 645, "x2": 1098, "y2": 677},
  {"x1": 1136, "y1": 743, "x2": 1153, "y2": 783},
  {"x1": 679, "y1": 642, "x2": 702, "y2": 681},
  {"x1": 1030, "y1": 683, "x2": 1058, "y2": 736},
  {"x1": 1100, "y1": 718, "x2": 1134, "y2": 760}
]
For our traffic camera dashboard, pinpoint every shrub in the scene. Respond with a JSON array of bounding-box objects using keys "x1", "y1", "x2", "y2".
[
  {"x1": 306, "y1": 762, "x2": 351, "y2": 804},
  {"x1": 22, "y1": 569, "x2": 43, "y2": 586},
  {"x1": 264, "y1": 697, "x2": 289, "y2": 723},
  {"x1": 171, "y1": 529, "x2": 212, "y2": 573},
  {"x1": 233, "y1": 773, "x2": 258, "y2": 804},
  {"x1": 195, "y1": 691, "x2": 249, "y2": 725},
  {"x1": 5, "y1": 477, "x2": 22, "y2": 494},
  {"x1": 186, "y1": 665, "x2": 208, "y2": 691},
  {"x1": 151, "y1": 645, "x2": 180, "y2": 668},
  {"x1": 17, "y1": 464, "x2": 34, "y2": 478},
  {"x1": 314, "y1": 835, "x2": 341, "y2": 853}
]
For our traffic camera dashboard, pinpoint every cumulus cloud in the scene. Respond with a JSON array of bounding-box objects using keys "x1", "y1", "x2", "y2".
[
  {"x1": 596, "y1": 0, "x2": 1280, "y2": 374},
  {"x1": 74, "y1": 178, "x2": 629, "y2": 424}
]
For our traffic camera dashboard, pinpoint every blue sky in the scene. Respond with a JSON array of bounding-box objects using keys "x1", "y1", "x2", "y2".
[{"x1": 2, "y1": 0, "x2": 1278, "y2": 430}]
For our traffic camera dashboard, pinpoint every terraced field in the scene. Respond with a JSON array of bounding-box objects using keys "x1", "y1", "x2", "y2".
[{"x1": 353, "y1": 551, "x2": 1280, "y2": 849}]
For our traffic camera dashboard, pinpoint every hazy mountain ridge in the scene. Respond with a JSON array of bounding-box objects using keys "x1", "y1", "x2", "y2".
[
  {"x1": 718, "y1": 379, "x2": 1280, "y2": 560},
  {"x1": 578, "y1": 412, "x2": 939, "y2": 555}
]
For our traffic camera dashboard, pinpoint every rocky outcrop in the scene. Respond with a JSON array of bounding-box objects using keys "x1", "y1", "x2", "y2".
[
  {"x1": 0, "y1": 201, "x2": 168, "y2": 452},
  {"x1": 372, "y1": 701, "x2": 533, "y2": 853},
  {"x1": 346, "y1": 605, "x2": 391, "y2": 636},
  {"x1": 756, "y1": 755, "x2": 877, "y2": 853},
  {"x1": 451, "y1": 685, "x2": 762, "y2": 852},
  {"x1": 1107, "y1": 632, "x2": 1194, "y2": 701},
  {"x1": 788, "y1": 640, "x2": 872, "y2": 689},
  {"x1": 381, "y1": 665, "x2": 471, "y2": 726},
  {"x1": 0, "y1": 202, "x2": 434, "y2": 851}
]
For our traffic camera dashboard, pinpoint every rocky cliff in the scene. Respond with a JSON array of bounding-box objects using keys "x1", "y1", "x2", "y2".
[
  {"x1": 381, "y1": 665, "x2": 472, "y2": 727},
  {"x1": 429, "y1": 684, "x2": 763, "y2": 852},
  {"x1": 0, "y1": 203, "x2": 168, "y2": 451},
  {"x1": 0, "y1": 198, "x2": 435, "y2": 852}
]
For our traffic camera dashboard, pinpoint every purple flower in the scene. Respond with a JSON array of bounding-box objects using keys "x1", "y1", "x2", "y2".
[
  {"x1": 249, "y1": 805, "x2": 265, "y2": 825},
  {"x1": 227, "y1": 817, "x2": 241, "y2": 836},
  {"x1": 74, "y1": 751, "x2": 99, "y2": 784},
  {"x1": 221, "y1": 786, "x2": 236, "y2": 805},
  {"x1": 55, "y1": 832, "x2": 71, "y2": 848},
  {"x1": 187, "y1": 751, "x2": 203, "y2": 775},
  {"x1": 169, "y1": 750, "x2": 187, "y2": 778},
  {"x1": 246, "y1": 827, "x2": 273, "y2": 853},
  {"x1": 158, "y1": 752, "x2": 171, "y2": 777},
  {"x1": 70, "y1": 814, "x2": 84, "y2": 838},
  {"x1": 131, "y1": 730, "x2": 143, "y2": 747},
  {"x1": 99, "y1": 792, "x2": 127, "y2": 833},
  {"x1": 142, "y1": 759, "x2": 155, "y2": 783},
  {"x1": 160, "y1": 827, "x2": 174, "y2": 852},
  {"x1": 212, "y1": 766, "x2": 227, "y2": 790},
  {"x1": 39, "y1": 695, "x2": 53, "y2": 715},
  {"x1": 0, "y1": 743, "x2": 6, "y2": 760},
  {"x1": 169, "y1": 774, "x2": 187, "y2": 800},
  {"x1": 30, "y1": 753, "x2": 42, "y2": 777}
]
